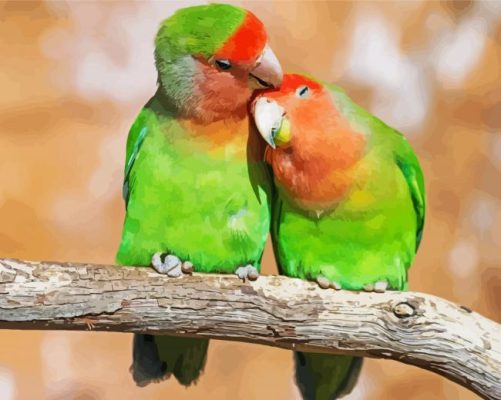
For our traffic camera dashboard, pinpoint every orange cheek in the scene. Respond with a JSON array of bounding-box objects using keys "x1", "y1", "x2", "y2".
[{"x1": 196, "y1": 64, "x2": 251, "y2": 116}]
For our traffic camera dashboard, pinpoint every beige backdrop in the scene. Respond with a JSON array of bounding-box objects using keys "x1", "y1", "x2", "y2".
[{"x1": 0, "y1": 1, "x2": 500, "y2": 399}]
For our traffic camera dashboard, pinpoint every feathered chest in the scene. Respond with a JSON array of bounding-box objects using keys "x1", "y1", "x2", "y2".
[{"x1": 270, "y1": 129, "x2": 367, "y2": 212}]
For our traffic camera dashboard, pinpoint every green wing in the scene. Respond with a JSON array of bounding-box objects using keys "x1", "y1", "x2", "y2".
[
  {"x1": 122, "y1": 110, "x2": 151, "y2": 206},
  {"x1": 394, "y1": 135, "x2": 426, "y2": 250},
  {"x1": 329, "y1": 82, "x2": 426, "y2": 251},
  {"x1": 367, "y1": 119, "x2": 426, "y2": 252}
]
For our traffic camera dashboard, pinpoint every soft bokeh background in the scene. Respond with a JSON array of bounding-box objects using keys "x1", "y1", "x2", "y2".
[{"x1": 1, "y1": 0, "x2": 500, "y2": 399}]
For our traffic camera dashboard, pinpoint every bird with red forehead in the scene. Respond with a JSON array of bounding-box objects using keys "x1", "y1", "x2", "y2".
[
  {"x1": 253, "y1": 73, "x2": 425, "y2": 400},
  {"x1": 116, "y1": 4, "x2": 282, "y2": 388}
]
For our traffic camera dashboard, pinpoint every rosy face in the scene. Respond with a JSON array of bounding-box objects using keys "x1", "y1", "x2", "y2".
[
  {"x1": 251, "y1": 74, "x2": 367, "y2": 211},
  {"x1": 157, "y1": 9, "x2": 283, "y2": 123},
  {"x1": 252, "y1": 74, "x2": 329, "y2": 149},
  {"x1": 189, "y1": 12, "x2": 283, "y2": 122}
]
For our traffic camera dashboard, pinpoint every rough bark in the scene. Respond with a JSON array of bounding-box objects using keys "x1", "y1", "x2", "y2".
[{"x1": 0, "y1": 258, "x2": 500, "y2": 399}]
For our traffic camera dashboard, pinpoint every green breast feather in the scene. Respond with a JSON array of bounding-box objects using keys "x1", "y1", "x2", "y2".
[{"x1": 116, "y1": 103, "x2": 272, "y2": 273}]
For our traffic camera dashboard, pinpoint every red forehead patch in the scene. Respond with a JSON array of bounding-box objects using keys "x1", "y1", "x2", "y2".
[
  {"x1": 280, "y1": 74, "x2": 323, "y2": 93},
  {"x1": 215, "y1": 11, "x2": 267, "y2": 63},
  {"x1": 253, "y1": 73, "x2": 323, "y2": 100}
]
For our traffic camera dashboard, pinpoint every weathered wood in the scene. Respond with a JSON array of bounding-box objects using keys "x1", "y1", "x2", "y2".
[{"x1": 0, "y1": 258, "x2": 500, "y2": 399}]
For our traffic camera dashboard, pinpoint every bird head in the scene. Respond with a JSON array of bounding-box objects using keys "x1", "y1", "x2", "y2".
[{"x1": 155, "y1": 4, "x2": 283, "y2": 122}]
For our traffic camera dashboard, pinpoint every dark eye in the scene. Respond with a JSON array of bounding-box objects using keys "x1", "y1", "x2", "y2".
[
  {"x1": 215, "y1": 59, "x2": 232, "y2": 70},
  {"x1": 296, "y1": 85, "x2": 310, "y2": 98}
]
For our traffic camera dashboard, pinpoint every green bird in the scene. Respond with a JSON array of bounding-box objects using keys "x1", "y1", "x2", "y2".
[
  {"x1": 252, "y1": 73, "x2": 425, "y2": 399},
  {"x1": 116, "y1": 4, "x2": 282, "y2": 387}
]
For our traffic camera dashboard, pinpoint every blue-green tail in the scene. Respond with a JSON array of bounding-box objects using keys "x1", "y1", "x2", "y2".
[
  {"x1": 294, "y1": 352, "x2": 363, "y2": 400},
  {"x1": 131, "y1": 334, "x2": 209, "y2": 387}
]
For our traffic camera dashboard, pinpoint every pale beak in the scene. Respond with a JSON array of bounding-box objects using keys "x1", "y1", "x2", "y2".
[
  {"x1": 252, "y1": 97, "x2": 285, "y2": 148},
  {"x1": 249, "y1": 44, "x2": 283, "y2": 89}
]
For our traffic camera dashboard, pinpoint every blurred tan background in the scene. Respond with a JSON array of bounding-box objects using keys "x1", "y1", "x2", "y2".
[{"x1": 0, "y1": 0, "x2": 500, "y2": 399}]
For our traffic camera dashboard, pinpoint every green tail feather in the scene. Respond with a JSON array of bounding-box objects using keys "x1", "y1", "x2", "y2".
[
  {"x1": 294, "y1": 352, "x2": 363, "y2": 400},
  {"x1": 131, "y1": 334, "x2": 209, "y2": 387}
]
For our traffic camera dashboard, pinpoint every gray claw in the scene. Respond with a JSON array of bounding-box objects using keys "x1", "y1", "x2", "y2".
[
  {"x1": 374, "y1": 281, "x2": 388, "y2": 293},
  {"x1": 181, "y1": 261, "x2": 194, "y2": 275},
  {"x1": 330, "y1": 281, "x2": 342, "y2": 290},
  {"x1": 235, "y1": 265, "x2": 259, "y2": 281},
  {"x1": 151, "y1": 253, "x2": 163, "y2": 270},
  {"x1": 363, "y1": 283, "x2": 374, "y2": 292},
  {"x1": 166, "y1": 261, "x2": 182, "y2": 277},
  {"x1": 316, "y1": 276, "x2": 330, "y2": 289},
  {"x1": 363, "y1": 281, "x2": 388, "y2": 292},
  {"x1": 151, "y1": 253, "x2": 182, "y2": 277}
]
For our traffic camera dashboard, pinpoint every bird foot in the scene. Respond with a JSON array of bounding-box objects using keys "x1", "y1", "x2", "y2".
[
  {"x1": 151, "y1": 253, "x2": 193, "y2": 277},
  {"x1": 235, "y1": 264, "x2": 259, "y2": 281},
  {"x1": 363, "y1": 280, "x2": 388, "y2": 293},
  {"x1": 316, "y1": 276, "x2": 342, "y2": 290}
]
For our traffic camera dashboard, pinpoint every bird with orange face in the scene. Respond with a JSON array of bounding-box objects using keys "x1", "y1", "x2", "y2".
[{"x1": 253, "y1": 74, "x2": 425, "y2": 399}]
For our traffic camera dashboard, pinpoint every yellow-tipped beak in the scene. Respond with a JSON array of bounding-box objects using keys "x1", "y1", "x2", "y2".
[
  {"x1": 252, "y1": 97, "x2": 291, "y2": 148},
  {"x1": 249, "y1": 44, "x2": 283, "y2": 89}
]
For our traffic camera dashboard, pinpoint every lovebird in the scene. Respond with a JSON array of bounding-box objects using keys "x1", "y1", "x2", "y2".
[
  {"x1": 252, "y1": 74, "x2": 425, "y2": 399},
  {"x1": 116, "y1": 4, "x2": 282, "y2": 387}
]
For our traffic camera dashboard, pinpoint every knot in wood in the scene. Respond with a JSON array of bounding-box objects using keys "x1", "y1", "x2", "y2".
[{"x1": 393, "y1": 302, "x2": 416, "y2": 318}]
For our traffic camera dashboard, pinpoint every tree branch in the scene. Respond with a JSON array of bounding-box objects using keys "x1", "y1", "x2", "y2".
[{"x1": 0, "y1": 258, "x2": 499, "y2": 399}]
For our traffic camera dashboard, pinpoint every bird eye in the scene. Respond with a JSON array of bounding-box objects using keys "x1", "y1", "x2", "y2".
[
  {"x1": 296, "y1": 85, "x2": 310, "y2": 98},
  {"x1": 215, "y1": 59, "x2": 232, "y2": 70}
]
